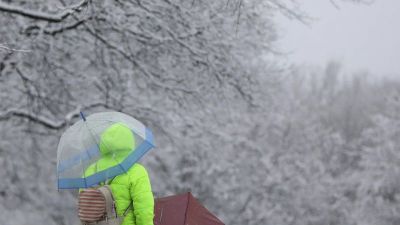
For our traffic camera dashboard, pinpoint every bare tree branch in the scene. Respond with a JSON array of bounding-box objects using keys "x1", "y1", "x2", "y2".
[
  {"x1": 0, "y1": 108, "x2": 66, "y2": 129},
  {"x1": 0, "y1": 102, "x2": 109, "y2": 130},
  {"x1": 0, "y1": 0, "x2": 89, "y2": 22},
  {"x1": 44, "y1": 18, "x2": 89, "y2": 35},
  {"x1": 329, "y1": 0, "x2": 341, "y2": 9},
  {"x1": 268, "y1": 0, "x2": 310, "y2": 25},
  {"x1": 0, "y1": 44, "x2": 31, "y2": 53}
]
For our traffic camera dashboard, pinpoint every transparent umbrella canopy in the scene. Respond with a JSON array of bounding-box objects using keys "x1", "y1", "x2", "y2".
[{"x1": 56, "y1": 111, "x2": 154, "y2": 189}]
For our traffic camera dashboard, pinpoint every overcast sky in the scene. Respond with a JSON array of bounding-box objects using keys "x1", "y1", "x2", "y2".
[{"x1": 276, "y1": 0, "x2": 400, "y2": 78}]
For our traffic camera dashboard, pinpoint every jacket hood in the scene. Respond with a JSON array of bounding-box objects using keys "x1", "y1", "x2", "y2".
[{"x1": 99, "y1": 123, "x2": 135, "y2": 157}]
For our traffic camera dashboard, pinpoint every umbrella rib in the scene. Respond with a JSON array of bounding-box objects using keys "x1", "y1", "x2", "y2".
[
  {"x1": 84, "y1": 123, "x2": 101, "y2": 169},
  {"x1": 78, "y1": 123, "x2": 90, "y2": 188}
]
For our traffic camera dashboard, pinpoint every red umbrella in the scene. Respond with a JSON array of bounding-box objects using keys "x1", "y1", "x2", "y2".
[{"x1": 154, "y1": 192, "x2": 225, "y2": 225}]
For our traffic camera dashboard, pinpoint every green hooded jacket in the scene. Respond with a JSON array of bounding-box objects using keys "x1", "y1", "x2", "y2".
[{"x1": 84, "y1": 123, "x2": 154, "y2": 225}]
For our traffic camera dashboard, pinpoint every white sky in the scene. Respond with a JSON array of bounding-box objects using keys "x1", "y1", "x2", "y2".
[{"x1": 275, "y1": 0, "x2": 400, "y2": 78}]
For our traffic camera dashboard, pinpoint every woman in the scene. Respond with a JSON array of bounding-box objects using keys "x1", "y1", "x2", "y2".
[{"x1": 84, "y1": 123, "x2": 154, "y2": 225}]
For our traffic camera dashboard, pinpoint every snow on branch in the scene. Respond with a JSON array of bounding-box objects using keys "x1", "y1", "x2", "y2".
[
  {"x1": 0, "y1": 0, "x2": 89, "y2": 22},
  {"x1": 43, "y1": 18, "x2": 88, "y2": 35},
  {"x1": 0, "y1": 108, "x2": 66, "y2": 129},
  {"x1": 0, "y1": 103, "x2": 108, "y2": 130},
  {"x1": 0, "y1": 44, "x2": 31, "y2": 53}
]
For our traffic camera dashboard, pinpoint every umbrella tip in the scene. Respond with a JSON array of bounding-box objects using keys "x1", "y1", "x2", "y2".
[{"x1": 80, "y1": 111, "x2": 87, "y2": 121}]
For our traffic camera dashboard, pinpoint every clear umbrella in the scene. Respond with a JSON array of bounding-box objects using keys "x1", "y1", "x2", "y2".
[{"x1": 56, "y1": 111, "x2": 154, "y2": 189}]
